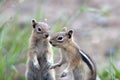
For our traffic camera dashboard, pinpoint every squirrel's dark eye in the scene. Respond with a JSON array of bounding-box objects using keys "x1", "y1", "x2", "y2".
[
  {"x1": 38, "y1": 28, "x2": 41, "y2": 32},
  {"x1": 57, "y1": 36, "x2": 63, "y2": 41}
]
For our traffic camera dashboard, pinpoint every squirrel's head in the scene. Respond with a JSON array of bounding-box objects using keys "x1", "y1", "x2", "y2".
[
  {"x1": 32, "y1": 19, "x2": 50, "y2": 39},
  {"x1": 49, "y1": 27, "x2": 73, "y2": 48}
]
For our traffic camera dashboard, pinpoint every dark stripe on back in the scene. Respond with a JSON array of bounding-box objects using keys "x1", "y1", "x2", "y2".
[{"x1": 80, "y1": 49, "x2": 95, "y2": 74}]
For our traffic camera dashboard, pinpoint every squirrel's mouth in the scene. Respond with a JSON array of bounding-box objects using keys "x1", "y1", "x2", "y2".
[
  {"x1": 50, "y1": 43, "x2": 56, "y2": 46},
  {"x1": 52, "y1": 44, "x2": 56, "y2": 46},
  {"x1": 49, "y1": 41, "x2": 56, "y2": 46},
  {"x1": 43, "y1": 36, "x2": 48, "y2": 39}
]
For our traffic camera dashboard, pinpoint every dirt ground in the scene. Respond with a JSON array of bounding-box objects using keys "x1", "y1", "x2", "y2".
[{"x1": 0, "y1": 0, "x2": 120, "y2": 80}]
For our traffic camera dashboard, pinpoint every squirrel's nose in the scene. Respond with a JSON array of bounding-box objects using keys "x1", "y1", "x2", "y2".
[
  {"x1": 49, "y1": 40, "x2": 52, "y2": 44},
  {"x1": 45, "y1": 34, "x2": 49, "y2": 38},
  {"x1": 44, "y1": 33, "x2": 49, "y2": 38}
]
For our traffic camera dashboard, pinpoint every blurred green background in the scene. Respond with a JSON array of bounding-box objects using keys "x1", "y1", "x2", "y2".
[{"x1": 0, "y1": 0, "x2": 120, "y2": 80}]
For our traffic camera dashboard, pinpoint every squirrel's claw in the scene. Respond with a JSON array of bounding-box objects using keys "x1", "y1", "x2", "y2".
[{"x1": 61, "y1": 71, "x2": 67, "y2": 78}]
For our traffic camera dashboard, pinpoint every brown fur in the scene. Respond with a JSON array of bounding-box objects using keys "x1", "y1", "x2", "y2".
[
  {"x1": 49, "y1": 28, "x2": 96, "y2": 80},
  {"x1": 25, "y1": 20, "x2": 55, "y2": 80}
]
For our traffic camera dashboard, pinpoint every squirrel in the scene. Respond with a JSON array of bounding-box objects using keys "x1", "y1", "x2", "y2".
[
  {"x1": 25, "y1": 20, "x2": 55, "y2": 80},
  {"x1": 49, "y1": 27, "x2": 97, "y2": 80}
]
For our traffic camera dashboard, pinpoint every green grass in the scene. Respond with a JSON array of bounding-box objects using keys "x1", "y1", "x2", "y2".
[
  {"x1": 0, "y1": 18, "x2": 30, "y2": 80},
  {"x1": 80, "y1": 6, "x2": 110, "y2": 16},
  {"x1": 99, "y1": 63, "x2": 120, "y2": 80}
]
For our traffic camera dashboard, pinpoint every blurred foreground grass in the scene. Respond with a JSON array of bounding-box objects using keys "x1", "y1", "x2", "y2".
[{"x1": 0, "y1": 18, "x2": 30, "y2": 80}]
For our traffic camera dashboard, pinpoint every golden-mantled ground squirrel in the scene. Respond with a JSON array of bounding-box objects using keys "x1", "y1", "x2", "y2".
[
  {"x1": 49, "y1": 28, "x2": 96, "y2": 80},
  {"x1": 25, "y1": 20, "x2": 55, "y2": 80}
]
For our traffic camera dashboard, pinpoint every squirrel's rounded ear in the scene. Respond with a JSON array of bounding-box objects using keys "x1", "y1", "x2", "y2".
[
  {"x1": 67, "y1": 29, "x2": 73, "y2": 39},
  {"x1": 32, "y1": 19, "x2": 37, "y2": 28},
  {"x1": 62, "y1": 27, "x2": 67, "y2": 32}
]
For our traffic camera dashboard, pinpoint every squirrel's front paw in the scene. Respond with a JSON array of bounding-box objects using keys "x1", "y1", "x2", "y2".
[
  {"x1": 50, "y1": 64, "x2": 60, "y2": 69},
  {"x1": 49, "y1": 65, "x2": 56, "y2": 69},
  {"x1": 61, "y1": 71, "x2": 67, "y2": 78},
  {"x1": 34, "y1": 63, "x2": 40, "y2": 70},
  {"x1": 46, "y1": 62, "x2": 52, "y2": 69}
]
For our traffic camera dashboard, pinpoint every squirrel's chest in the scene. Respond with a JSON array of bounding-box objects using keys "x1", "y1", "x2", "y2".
[
  {"x1": 37, "y1": 47, "x2": 48, "y2": 64},
  {"x1": 61, "y1": 50, "x2": 72, "y2": 61},
  {"x1": 63, "y1": 49, "x2": 80, "y2": 62},
  {"x1": 36, "y1": 46, "x2": 47, "y2": 58}
]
